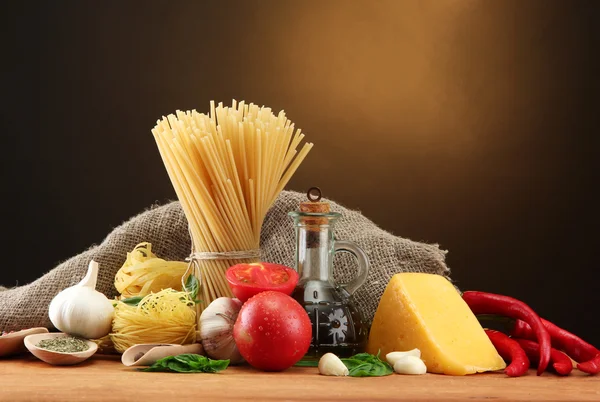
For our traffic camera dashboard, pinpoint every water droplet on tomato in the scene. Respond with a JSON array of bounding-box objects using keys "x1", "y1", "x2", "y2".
[
  {"x1": 264, "y1": 317, "x2": 268, "y2": 321},
  {"x1": 265, "y1": 332, "x2": 270, "y2": 336},
  {"x1": 258, "y1": 326, "x2": 263, "y2": 331}
]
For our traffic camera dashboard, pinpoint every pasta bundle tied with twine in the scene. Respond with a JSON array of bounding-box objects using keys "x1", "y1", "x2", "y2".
[{"x1": 152, "y1": 100, "x2": 313, "y2": 314}]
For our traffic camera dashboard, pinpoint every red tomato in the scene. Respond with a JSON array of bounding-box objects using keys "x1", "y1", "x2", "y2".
[
  {"x1": 226, "y1": 262, "x2": 299, "y2": 302},
  {"x1": 233, "y1": 291, "x2": 312, "y2": 371}
]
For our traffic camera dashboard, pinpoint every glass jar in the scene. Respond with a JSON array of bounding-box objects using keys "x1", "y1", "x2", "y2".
[{"x1": 289, "y1": 210, "x2": 370, "y2": 361}]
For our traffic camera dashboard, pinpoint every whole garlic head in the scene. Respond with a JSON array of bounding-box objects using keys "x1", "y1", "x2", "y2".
[
  {"x1": 48, "y1": 260, "x2": 114, "y2": 339},
  {"x1": 199, "y1": 297, "x2": 244, "y2": 364}
]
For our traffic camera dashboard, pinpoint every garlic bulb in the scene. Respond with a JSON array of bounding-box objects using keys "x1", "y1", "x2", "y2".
[
  {"x1": 48, "y1": 260, "x2": 114, "y2": 339},
  {"x1": 199, "y1": 297, "x2": 244, "y2": 364}
]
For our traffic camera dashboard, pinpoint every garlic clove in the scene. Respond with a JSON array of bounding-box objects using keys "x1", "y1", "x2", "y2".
[
  {"x1": 318, "y1": 353, "x2": 349, "y2": 376},
  {"x1": 393, "y1": 355, "x2": 427, "y2": 375},
  {"x1": 386, "y1": 348, "x2": 422, "y2": 366}
]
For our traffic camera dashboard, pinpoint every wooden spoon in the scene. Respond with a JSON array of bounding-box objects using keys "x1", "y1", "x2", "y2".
[
  {"x1": 121, "y1": 343, "x2": 204, "y2": 366},
  {"x1": 24, "y1": 332, "x2": 98, "y2": 365},
  {"x1": 0, "y1": 327, "x2": 49, "y2": 357}
]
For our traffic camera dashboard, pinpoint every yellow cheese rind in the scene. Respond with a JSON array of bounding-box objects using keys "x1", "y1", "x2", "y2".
[{"x1": 366, "y1": 273, "x2": 506, "y2": 375}]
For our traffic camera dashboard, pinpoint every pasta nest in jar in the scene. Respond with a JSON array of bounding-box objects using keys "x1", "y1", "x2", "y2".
[
  {"x1": 114, "y1": 242, "x2": 189, "y2": 298},
  {"x1": 110, "y1": 288, "x2": 197, "y2": 353}
]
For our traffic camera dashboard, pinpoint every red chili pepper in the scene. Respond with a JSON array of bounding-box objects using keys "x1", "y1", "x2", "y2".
[
  {"x1": 511, "y1": 318, "x2": 600, "y2": 374},
  {"x1": 514, "y1": 338, "x2": 573, "y2": 376},
  {"x1": 462, "y1": 291, "x2": 551, "y2": 376},
  {"x1": 578, "y1": 354, "x2": 600, "y2": 375},
  {"x1": 484, "y1": 329, "x2": 530, "y2": 377}
]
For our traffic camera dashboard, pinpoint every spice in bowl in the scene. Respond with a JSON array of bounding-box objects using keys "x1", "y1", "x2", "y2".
[{"x1": 36, "y1": 336, "x2": 90, "y2": 353}]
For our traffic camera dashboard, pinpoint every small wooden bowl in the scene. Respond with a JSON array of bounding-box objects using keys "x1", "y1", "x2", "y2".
[
  {"x1": 24, "y1": 332, "x2": 98, "y2": 365},
  {"x1": 0, "y1": 327, "x2": 49, "y2": 357}
]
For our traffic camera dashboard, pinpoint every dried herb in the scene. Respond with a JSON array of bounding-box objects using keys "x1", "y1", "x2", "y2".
[
  {"x1": 341, "y1": 352, "x2": 393, "y2": 377},
  {"x1": 37, "y1": 337, "x2": 90, "y2": 353},
  {"x1": 140, "y1": 354, "x2": 229, "y2": 373}
]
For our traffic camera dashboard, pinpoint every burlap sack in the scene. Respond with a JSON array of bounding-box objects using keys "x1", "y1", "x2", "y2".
[{"x1": 0, "y1": 191, "x2": 449, "y2": 332}]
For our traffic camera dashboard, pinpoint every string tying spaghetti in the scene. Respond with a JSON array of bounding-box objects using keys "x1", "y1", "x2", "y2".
[
  {"x1": 186, "y1": 250, "x2": 261, "y2": 261},
  {"x1": 181, "y1": 250, "x2": 261, "y2": 298},
  {"x1": 180, "y1": 226, "x2": 261, "y2": 300}
]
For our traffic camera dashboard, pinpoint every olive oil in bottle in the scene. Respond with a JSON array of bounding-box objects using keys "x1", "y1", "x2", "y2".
[{"x1": 289, "y1": 188, "x2": 370, "y2": 362}]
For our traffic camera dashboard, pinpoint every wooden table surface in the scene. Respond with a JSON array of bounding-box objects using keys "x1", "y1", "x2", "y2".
[{"x1": 0, "y1": 354, "x2": 598, "y2": 402}]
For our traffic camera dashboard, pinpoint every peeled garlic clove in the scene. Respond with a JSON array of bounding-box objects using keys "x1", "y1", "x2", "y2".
[
  {"x1": 386, "y1": 348, "x2": 421, "y2": 366},
  {"x1": 318, "y1": 353, "x2": 349, "y2": 376},
  {"x1": 393, "y1": 355, "x2": 427, "y2": 375}
]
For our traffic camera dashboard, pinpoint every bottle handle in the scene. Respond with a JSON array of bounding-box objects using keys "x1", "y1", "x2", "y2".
[{"x1": 334, "y1": 240, "x2": 370, "y2": 296}]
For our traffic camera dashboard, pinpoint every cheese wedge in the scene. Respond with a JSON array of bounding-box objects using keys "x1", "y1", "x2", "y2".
[{"x1": 366, "y1": 273, "x2": 505, "y2": 375}]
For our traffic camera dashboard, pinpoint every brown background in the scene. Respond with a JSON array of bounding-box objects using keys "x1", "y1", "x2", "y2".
[{"x1": 3, "y1": 1, "x2": 599, "y2": 344}]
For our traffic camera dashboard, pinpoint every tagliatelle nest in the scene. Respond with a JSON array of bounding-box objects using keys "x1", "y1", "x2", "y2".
[
  {"x1": 114, "y1": 242, "x2": 189, "y2": 298},
  {"x1": 110, "y1": 288, "x2": 197, "y2": 353}
]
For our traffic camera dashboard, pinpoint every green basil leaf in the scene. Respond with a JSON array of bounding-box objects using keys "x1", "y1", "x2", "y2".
[
  {"x1": 208, "y1": 359, "x2": 230, "y2": 372},
  {"x1": 173, "y1": 353, "x2": 208, "y2": 366},
  {"x1": 167, "y1": 360, "x2": 195, "y2": 372},
  {"x1": 175, "y1": 353, "x2": 206, "y2": 364},
  {"x1": 140, "y1": 354, "x2": 229, "y2": 373},
  {"x1": 340, "y1": 358, "x2": 364, "y2": 371},
  {"x1": 184, "y1": 274, "x2": 199, "y2": 301},
  {"x1": 294, "y1": 360, "x2": 320, "y2": 367},
  {"x1": 350, "y1": 353, "x2": 378, "y2": 361},
  {"x1": 120, "y1": 296, "x2": 144, "y2": 306},
  {"x1": 341, "y1": 352, "x2": 393, "y2": 377},
  {"x1": 348, "y1": 363, "x2": 374, "y2": 377}
]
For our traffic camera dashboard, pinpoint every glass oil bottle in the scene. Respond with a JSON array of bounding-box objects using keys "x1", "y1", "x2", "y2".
[{"x1": 289, "y1": 187, "x2": 370, "y2": 362}]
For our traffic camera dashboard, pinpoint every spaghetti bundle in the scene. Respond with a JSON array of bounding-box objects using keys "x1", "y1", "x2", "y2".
[
  {"x1": 151, "y1": 100, "x2": 313, "y2": 311},
  {"x1": 114, "y1": 242, "x2": 188, "y2": 298},
  {"x1": 110, "y1": 289, "x2": 197, "y2": 353}
]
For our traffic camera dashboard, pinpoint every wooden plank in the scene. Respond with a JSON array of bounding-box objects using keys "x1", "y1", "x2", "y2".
[{"x1": 0, "y1": 355, "x2": 598, "y2": 402}]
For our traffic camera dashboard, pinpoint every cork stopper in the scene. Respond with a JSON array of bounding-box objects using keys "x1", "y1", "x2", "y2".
[{"x1": 299, "y1": 187, "x2": 330, "y2": 227}]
